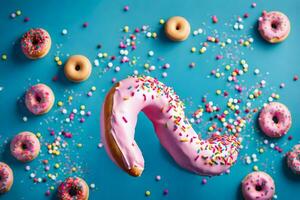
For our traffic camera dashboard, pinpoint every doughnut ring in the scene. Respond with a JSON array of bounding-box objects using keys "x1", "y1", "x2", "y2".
[
  {"x1": 21, "y1": 28, "x2": 51, "y2": 59},
  {"x1": 258, "y1": 102, "x2": 291, "y2": 138},
  {"x1": 242, "y1": 171, "x2": 275, "y2": 200},
  {"x1": 64, "y1": 55, "x2": 92, "y2": 83},
  {"x1": 101, "y1": 76, "x2": 240, "y2": 176},
  {"x1": 57, "y1": 177, "x2": 89, "y2": 200},
  {"x1": 258, "y1": 11, "x2": 291, "y2": 43},
  {"x1": 287, "y1": 144, "x2": 300, "y2": 174},
  {"x1": 10, "y1": 131, "x2": 41, "y2": 162},
  {"x1": 164, "y1": 16, "x2": 191, "y2": 41},
  {"x1": 0, "y1": 162, "x2": 13, "y2": 194},
  {"x1": 25, "y1": 83, "x2": 55, "y2": 115}
]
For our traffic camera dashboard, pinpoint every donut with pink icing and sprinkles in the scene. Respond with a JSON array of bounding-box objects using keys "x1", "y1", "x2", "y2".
[
  {"x1": 242, "y1": 171, "x2": 275, "y2": 200},
  {"x1": 0, "y1": 162, "x2": 13, "y2": 194},
  {"x1": 57, "y1": 177, "x2": 89, "y2": 200},
  {"x1": 287, "y1": 144, "x2": 300, "y2": 174},
  {"x1": 258, "y1": 102, "x2": 291, "y2": 138},
  {"x1": 258, "y1": 11, "x2": 291, "y2": 43},
  {"x1": 21, "y1": 28, "x2": 51, "y2": 59},
  {"x1": 10, "y1": 131, "x2": 41, "y2": 162},
  {"x1": 25, "y1": 83, "x2": 55, "y2": 115}
]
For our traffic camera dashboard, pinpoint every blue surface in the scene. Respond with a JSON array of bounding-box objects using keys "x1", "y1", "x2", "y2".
[{"x1": 0, "y1": 0, "x2": 300, "y2": 199}]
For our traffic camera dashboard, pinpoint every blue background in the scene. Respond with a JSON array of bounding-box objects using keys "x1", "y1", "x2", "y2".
[{"x1": 0, "y1": 0, "x2": 300, "y2": 199}]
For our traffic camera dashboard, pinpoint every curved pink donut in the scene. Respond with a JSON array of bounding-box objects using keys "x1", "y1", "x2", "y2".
[
  {"x1": 0, "y1": 162, "x2": 13, "y2": 194},
  {"x1": 25, "y1": 83, "x2": 55, "y2": 115},
  {"x1": 10, "y1": 131, "x2": 41, "y2": 162},
  {"x1": 258, "y1": 11, "x2": 290, "y2": 43},
  {"x1": 258, "y1": 102, "x2": 291, "y2": 138},
  {"x1": 287, "y1": 144, "x2": 300, "y2": 174},
  {"x1": 101, "y1": 76, "x2": 240, "y2": 176},
  {"x1": 242, "y1": 171, "x2": 275, "y2": 200}
]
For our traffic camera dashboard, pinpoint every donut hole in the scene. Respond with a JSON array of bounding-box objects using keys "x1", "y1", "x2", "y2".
[
  {"x1": 75, "y1": 65, "x2": 81, "y2": 71},
  {"x1": 35, "y1": 95, "x2": 42, "y2": 103},
  {"x1": 32, "y1": 38, "x2": 39, "y2": 46},
  {"x1": 21, "y1": 143, "x2": 28, "y2": 150},
  {"x1": 68, "y1": 187, "x2": 78, "y2": 197},
  {"x1": 175, "y1": 24, "x2": 181, "y2": 30},
  {"x1": 271, "y1": 21, "x2": 279, "y2": 30},
  {"x1": 255, "y1": 184, "x2": 263, "y2": 191},
  {"x1": 0, "y1": 176, "x2": 2, "y2": 181},
  {"x1": 272, "y1": 116, "x2": 279, "y2": 124}
]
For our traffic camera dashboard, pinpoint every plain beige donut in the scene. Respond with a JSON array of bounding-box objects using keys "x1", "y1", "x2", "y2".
[
  {"x1": 164, "y1": 16, "x2": 191, "y2": 41},
  {"x1": 64, "y1": 55, "x2": 92, "y2": 83}
]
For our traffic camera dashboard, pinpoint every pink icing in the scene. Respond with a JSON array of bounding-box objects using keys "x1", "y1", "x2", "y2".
[
  {"x1": 10, "y1": 131, "x2": 40, "y2": 162},
  {"x1": 25, "y1": 83, "x2": 55, "y2": 115},
  {"x1": 0, "y1": 162, "x2": 13, "y2": 193},
  {"x1": 258, "y1": 11, "x2": 290, "y2": 42},
  {"x1": 101, "y1": 76, "x2": 240, "y2": 176},
  {"x1": 258, "y1": 102, "x2": 291, "y2": 138},
  {"x1": 21, "y1": 28, "x2": 51, "y2": 57},
  {"x1": 287, "y1": 144, "x2": 300, "y2": 174},
  {"x1": 242, "y1": 172, "x2": 275, "y2": 200}
]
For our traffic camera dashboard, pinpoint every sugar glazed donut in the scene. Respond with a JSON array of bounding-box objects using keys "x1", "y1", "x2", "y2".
[
  {"x1": 258, "y1": 11, "x2": 291, "y2": 43},
  {"x1": 0, "y1": 162, "x2": 13, "y2": 194},
  {"x1": 25, "y1": 83, "x2": 55, "y2": 115},
  {"x1": 242, "y1": 171, "x2": 275, "y2": 200},
  {"x1": 64, "y1": 55, "x2": 92, "y2": 83},
  {"x1": 10, "y1": 131, "x2": 41, "y2": 162},
  {"x1": 101, "y1": 76, "x2": 240, "y2": 177},
  {"x1": 57, "y1": 177, "x2": 89, "y2": 200},
  {"x1": 165, "y1": 16, "x2": 191, "y2": 41},
  {"x1": 287, "y1": 144, "x2": 300, "y2": 174},
  {"x1": 258, "y1": 102, "x2": 291, "y2": 138},
  {"x1": 21, "y1": 28, "x2": 51, "y2": 59}
]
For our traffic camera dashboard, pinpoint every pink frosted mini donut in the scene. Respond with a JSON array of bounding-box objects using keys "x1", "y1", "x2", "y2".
[
  {"x1": 0, "y1": 162, "x2": 13, "y2": 194},
  {"x1": 258, "y1": 11, "x2": 291, "y2": 43},
  {"x1": 25, "y1": 83, "x2": 55, "y2": 115},
  {"x1": 57, "y1": 177, "x2": 89, "y2": 200},
  {"x1": 10, "y1": 131, "x2": 41, "y2": 162},
  {"x1": 21, "y1": 28, "x2": 51, "y2": 59},
  {"x1": 242, "y1": 171, "x2": 275, "y2": 200},
  {"x1": 258, "y1": 102, "x2": 291, "y2": 138},
  {"x1": 287, "y1": 144, "x2": 300, "y2": 174}
]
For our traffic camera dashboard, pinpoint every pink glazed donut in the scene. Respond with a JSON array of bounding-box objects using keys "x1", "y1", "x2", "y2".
[
  {"x1": 287, "y1": 144, "x2": 300, "y2": 174},
  {"x1": 25, "y1": 83, "x2": 55, "y2": 115},
  {"x1": 258, "y1": 11, "x2": 291, "y2": 43},
  {"x1": 258, "y1": 102, "x2": 291, "y2": 138},
  {"x1": 101, "y1": 76, "x2": 240, "y2": 177},
  {"x1": 242, "y1": 171, "x2": 275, "y2": 200},
  {"x1": 0, "y1": 162, "x2": 13, "y2": 194},
  {"x1": 10, "y1": 131, "x2": 41, "y2": 162}
]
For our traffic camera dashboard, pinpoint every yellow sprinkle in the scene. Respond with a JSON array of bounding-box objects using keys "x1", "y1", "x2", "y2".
[
  {"x1": 208, "y1": 127, "x2": 214, "y2": 131},
  {"x1": 36, "y1": 132, "x2": 41, "y2": 138},
  {"x1": 191, "y1": 47, "x2": 196, "y2": 53},
  {"x1": 224, "y1": 110, "x2": 229, "y2": 115},
  {"x1": 215, "y1": 73, "x2": 221, "y2": 78},
  {"x1": 225, "y1": 65, "x2": 231, "y2": 70},
  {"x1": 91, "y1": 86, "x2": 96, "y2": 91},
  {"x1": 145, "y1": 191, "x2": 151, "y2": 196},
  {"x1": 199, "y1": 47, "x2": 206, "y2": 54},
  {"x1": 123, "y1": 26, "x2": 129, "y2": 32},
  {"x1": 253, "y1": 165, "x2": 259, "y2": 171},
  {"x1": 259, "y1": 148, "x2": 264, "y2": 154},
  {"x1": 152, "y1": 32, "x2": 157, "y2": 38},
  {"x1": 54, "y1": 163, "x2": 60, "y2": 169},
  {"x1": 180, "y1": 138, "x2": 189, "y2": 142},
  {"x1": 54, "y1": 56, "x2": 60, "y2": 62},
  {"x1": 77, "y1": 143, "x2": 83, "y2": 148},
  {"x1": 244, "y1": 41, "x2": 250, "y2": 46},
  {"x1": 275, "y1": 94, "x2": 280, "y2": 99},
  {"x1": 80, "y1": 105, "x2": 85, "y2": 110},
  {"x1": 57, "y1": 60, "x2": 63, "y2": 66},
  {"x1": 103, "y1": 53, "x2": 108, "y2": 58},
  {"x1": 50, "y1": 186, "x2": 55, "y2": 190},
  {"x1": 57, "y1": 101, "x2": 63, "y2": 107},
  {"x1": 159, "y1": 19, "x2": 165, "y2": 24},
  {"x1": 68, "y1": 96, "x2": 73, "y2": 101},
  {"x1": 72, "y1": 167, "x2": 77, "y2": 172},
  {"x1": 144, "y1": 63, "x2": 149, "y2": 69},
  {"x1": 216, "y1": 90, "x2": 221, "y2": 95},
  {"x1": 249, "y1": 94, "x2": 254, "y2": 99},
  {"x1": 220, "y1": 42, "x2": 226, "y2": 47}
]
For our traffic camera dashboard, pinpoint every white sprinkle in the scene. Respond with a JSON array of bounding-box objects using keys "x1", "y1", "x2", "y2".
[
  {"x1": 107, "y1": 62, "x2": 113, "y2": 68},
  {"x1": 23, "y1": 116, "x2": 28, "y2": 122},
  {"x1": 90, "y1": 183, "x2": 96, "y2": 189},
  {"x1": 239, "y1": 24, "x2": 244, "y2": 30},
  {"x1": 270, "y1": 143, "x2": 275, "y2": 148},
  {"x1": 162, "y1": 72, "x2": 167, "y2": 78},
  {"x1": 133, "y1": 70, "x2": 138, "y2": 75},
  {"x1": 149, "y1": 65, "x2": 156, "y2": 71},
  {"x1": 226, "y1": 38, "x2": 232, "y2": 44},
  {"x1": 62, "y1": 29, "x2": 68, "y2": 35},
  {"x1": 115, "y1": 66, "x2": 121, "y2": 72},
  {"x1": 148, "y1": 51, "x2": 154, "y2": 57},
  {"x1": 25, "y1": 166, "x2": 31, "y2": 171},
  {"x1": 254, "y1": 69, "x2": 260, "y2": 75},
  {"x1": 94, "y1": 59, "x2": 99, "y2": 66}
]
